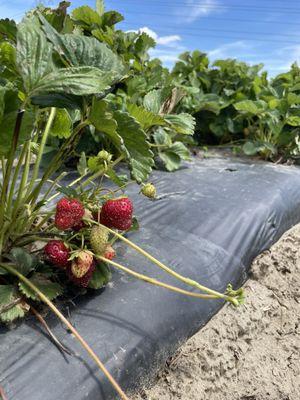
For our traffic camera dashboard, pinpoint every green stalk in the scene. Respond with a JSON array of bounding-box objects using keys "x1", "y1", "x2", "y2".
[
  {"x1": 27, "y1": 121, "x2": 89, "y2": 205},
  {"x1": 45, "y1": 155, "x2": 124, "y2": 206},
  {"x1": 10, "y1": 140, "x2": 32, "y2": 231},
  {"x1": 93, "y1": 222, "x2": 241, "y2": 306},
  {"x1": 0, "y1": 263, "x2": 130, "y2": 400},
  {"x1": 0, "y1": 110, "x2": 25, "y2": 227},
  {"x1": 25, "y1": 108, "x2": 56, "y2": 198},
  {"x1": 6, "y1": 141, "x2": 29, "y2": 217},
  {"x1": 98, "y1": 256, "x2": 219, "y2": 300}
]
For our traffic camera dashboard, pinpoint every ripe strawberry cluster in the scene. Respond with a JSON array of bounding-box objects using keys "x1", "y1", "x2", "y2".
[{"x1": 44, "y1": 196, "x2": 133, "y2": 287}]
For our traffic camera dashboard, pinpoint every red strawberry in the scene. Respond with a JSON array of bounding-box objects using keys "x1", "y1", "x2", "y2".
[
  {"x1": 55, "y1": 214, "x2": 74, "y2": 230},
  {"x1": 55, "y1": 198, "x2": 85, "y2": 230},
  {"x1": 103, "y1": 244, "x2": 116, "y2": 260},
  {"x1": 67, "y1": 255, "x2": 95, "y2": 288},
  {"x1": 44, "y1": 240, "x2": 70, "y2": 268},
  {"x1": 100, "y1": 197, "x2": 133, "y2": 231}
]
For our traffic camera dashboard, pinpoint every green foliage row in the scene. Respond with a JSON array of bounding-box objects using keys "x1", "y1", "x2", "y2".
[{"x1": 171, "y1": 51, "x2": 300, "y2": 160}]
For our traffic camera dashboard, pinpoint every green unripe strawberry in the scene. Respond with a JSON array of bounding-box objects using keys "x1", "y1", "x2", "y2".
[
  {"x1": 141, "y1": 183, "x2": 156, "y2": 199},
  {"x1": 90, "y1": 225, "x2": 109, "y2": 255}
]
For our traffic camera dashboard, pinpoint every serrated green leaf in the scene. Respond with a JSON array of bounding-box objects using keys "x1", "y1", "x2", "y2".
[
  {"x1": 126, "y1": 102, "x2": 165, "y2": 131},
  {"x1": 101, "y1": 11, "x2": 124, "y2": 27},
  {"x1": 286, "y1": 115, "x2": 300, "y2": 126},
  {"x1": 18, "y1": 274, "x2": 63, "y2": 301},
  {"x1": 113, "y1": 111, "x2": 154, "y2": 182},
  {"x1": 72, "y1": 6, "x2": 102, "y2": 27},
  {"x1": 16, "y1": 16, "x2": 54, "y2": 94},
  {"x1": 0, "y1": 285, "x2": 25, "y2": 323},
  {"x1": 234, "y1": 100, "x2": 267, "y2": 115},
  {"x1": 164, "y1": 113, "x2": 195, "y2": 135},
  {"x1": 159, "y1": 151, "x2": 181, "y2": 172},
  {"x1": 153, "y1": 127, "x2": 172, "y2": 146},
  {"x1": 0, "y1": 18, "x2": 17, "y2": 42},
  {"x1": 40, "y1": 15, "x2": 125, "y2": 76},
  {"x1": 88, "y1": 263, "x2": 111, "y2": 289},
  {"x1": 169, "y1": 142, "x2": 191, "y2": 160},
  {"x1": 49, "y1": 108, "x2": 72, "y2": 138},
  {"x1": 32, "y1": 66, "x2": 116, "y2": 96},
  {"x1": 9, "y1": 248, "x2": 35, "y2": 276},
  {"x1": 89, "y1": 98, "x2": 118, "y2": 136}
]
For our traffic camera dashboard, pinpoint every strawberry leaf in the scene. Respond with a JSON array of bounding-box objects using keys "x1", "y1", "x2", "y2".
[
  {"x1": 8, "y1": 248, "x2": 35, "y2": 276},
  {"x1": 89, "y1": 263, "x2": 111, "y2": 290},
  {"x1": 49, "y1": 108, "x2": 72, "y2": 139},
  {"x1": 0, "y1": 285, "x2": 25, "y2": 323},
  {"x1": 18, "y1": 274, "x2": 63, "y2": 301}
]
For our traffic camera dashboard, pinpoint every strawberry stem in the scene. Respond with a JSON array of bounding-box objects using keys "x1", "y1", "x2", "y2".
[
  {"x1": 0, "y1": 263, "x2": 130, "y2": 400},
  {"x1": 25, "y1": 108, "x2": 56, "y2": 199},
  {"x1": 98, "y1": 256, "x2": 220, "y2": 300},
  {"x1": 90, "y1": 222, "x2": 243, "y2": 306}
]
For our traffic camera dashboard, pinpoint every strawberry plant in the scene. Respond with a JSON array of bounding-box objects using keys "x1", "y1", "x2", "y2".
[
  {"x1": 33, "y1": 1, "x2": 196, "y2": 173},
  {"x1": 0, "y1": 2, "x2": 244, "y2": 399},
  {"x1": 172, "y1": 51, "x2": 300, "y2": 161}
]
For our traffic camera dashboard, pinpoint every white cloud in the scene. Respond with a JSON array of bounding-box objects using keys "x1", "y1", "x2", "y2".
[
  {"x1": 208, "y1": 41, "x2": 249, "y2": 59},
  {"x1": 177, "y1": 0, "x2": 223, "y2": 23},
  {"x1": 206, "y1": 40, "x2": 300, "y2": 77},
  {"x1": 134, "y1": 27, "x2": 182, "y2": 47}
]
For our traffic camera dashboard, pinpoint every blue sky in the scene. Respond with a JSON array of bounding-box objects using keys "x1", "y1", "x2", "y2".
[{"x1": 2, "y1": 0, "x2": 300, "y2": 76}]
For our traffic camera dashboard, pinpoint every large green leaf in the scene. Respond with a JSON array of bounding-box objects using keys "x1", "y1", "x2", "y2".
[
  {"x1": 32, "y1": 66, "x2": 116, "y2": 96},
  {"x1": 0, "y1": 285, "x2": 25, "y2": 323},
  {"x1": 72, "y1": 6, "x2": 102, "y2": 27},
  {"x1": 127, "y1": 102, "x2": 165, "y2": 131},
  {"x1": 164, "y1": 113, "x2": 195, "y2": 135},
  {"x1": 16, "y1": 16, "x2": 54, "y2": 94},
  {"x1": 113, "y1": 111, "x2": 154, "y2": 182},
  {"x1": 40, "y1": 15, "x2": 125, "y2": 76},
  {"x1": 234, "y1": 100, "x2": 267, "y2": 115}
]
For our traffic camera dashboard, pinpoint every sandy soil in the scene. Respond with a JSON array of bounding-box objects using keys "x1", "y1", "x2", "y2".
[{"x1": 133, "y1": 225, "x2": 300, "y2": 400}]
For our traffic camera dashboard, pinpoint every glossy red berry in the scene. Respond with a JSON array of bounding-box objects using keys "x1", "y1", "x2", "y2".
[
  {"x1": 100, "y1": 197, "x2": 133, "y2": 231},
  {"x1": 44, "y1": 240, "x2": 70, "y2": 268}
]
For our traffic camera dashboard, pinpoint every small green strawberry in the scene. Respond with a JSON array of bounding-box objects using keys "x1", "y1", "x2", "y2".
[
  {"x1": 90, "y1": 225, "x2": 109, "y2": 255},
  {"x1": 141, "y1": 183, "x2": 156, "y2": 199}
]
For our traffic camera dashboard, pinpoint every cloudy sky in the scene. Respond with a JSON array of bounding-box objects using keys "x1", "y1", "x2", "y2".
[{"x1": 2, "y1": 0, "x2": 300, "y2": 76}]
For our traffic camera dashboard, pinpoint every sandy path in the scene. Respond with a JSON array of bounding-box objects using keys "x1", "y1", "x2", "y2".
[{"x1": 133, "y1": 225, "x2": 300, "y2": 400}]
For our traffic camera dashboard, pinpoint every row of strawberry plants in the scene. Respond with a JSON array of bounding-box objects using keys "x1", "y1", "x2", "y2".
[
  {"x1": 171, "y1": 51, "x2": 300, "y2": 160},
  {"x1": 0, "y1": 2, "x2": 243, "y2": 399}
]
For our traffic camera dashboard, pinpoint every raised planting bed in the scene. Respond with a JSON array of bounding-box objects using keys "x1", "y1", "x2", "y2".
[{"x1": 1, "y1": 155, "x2": 300, "y2": 399}]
